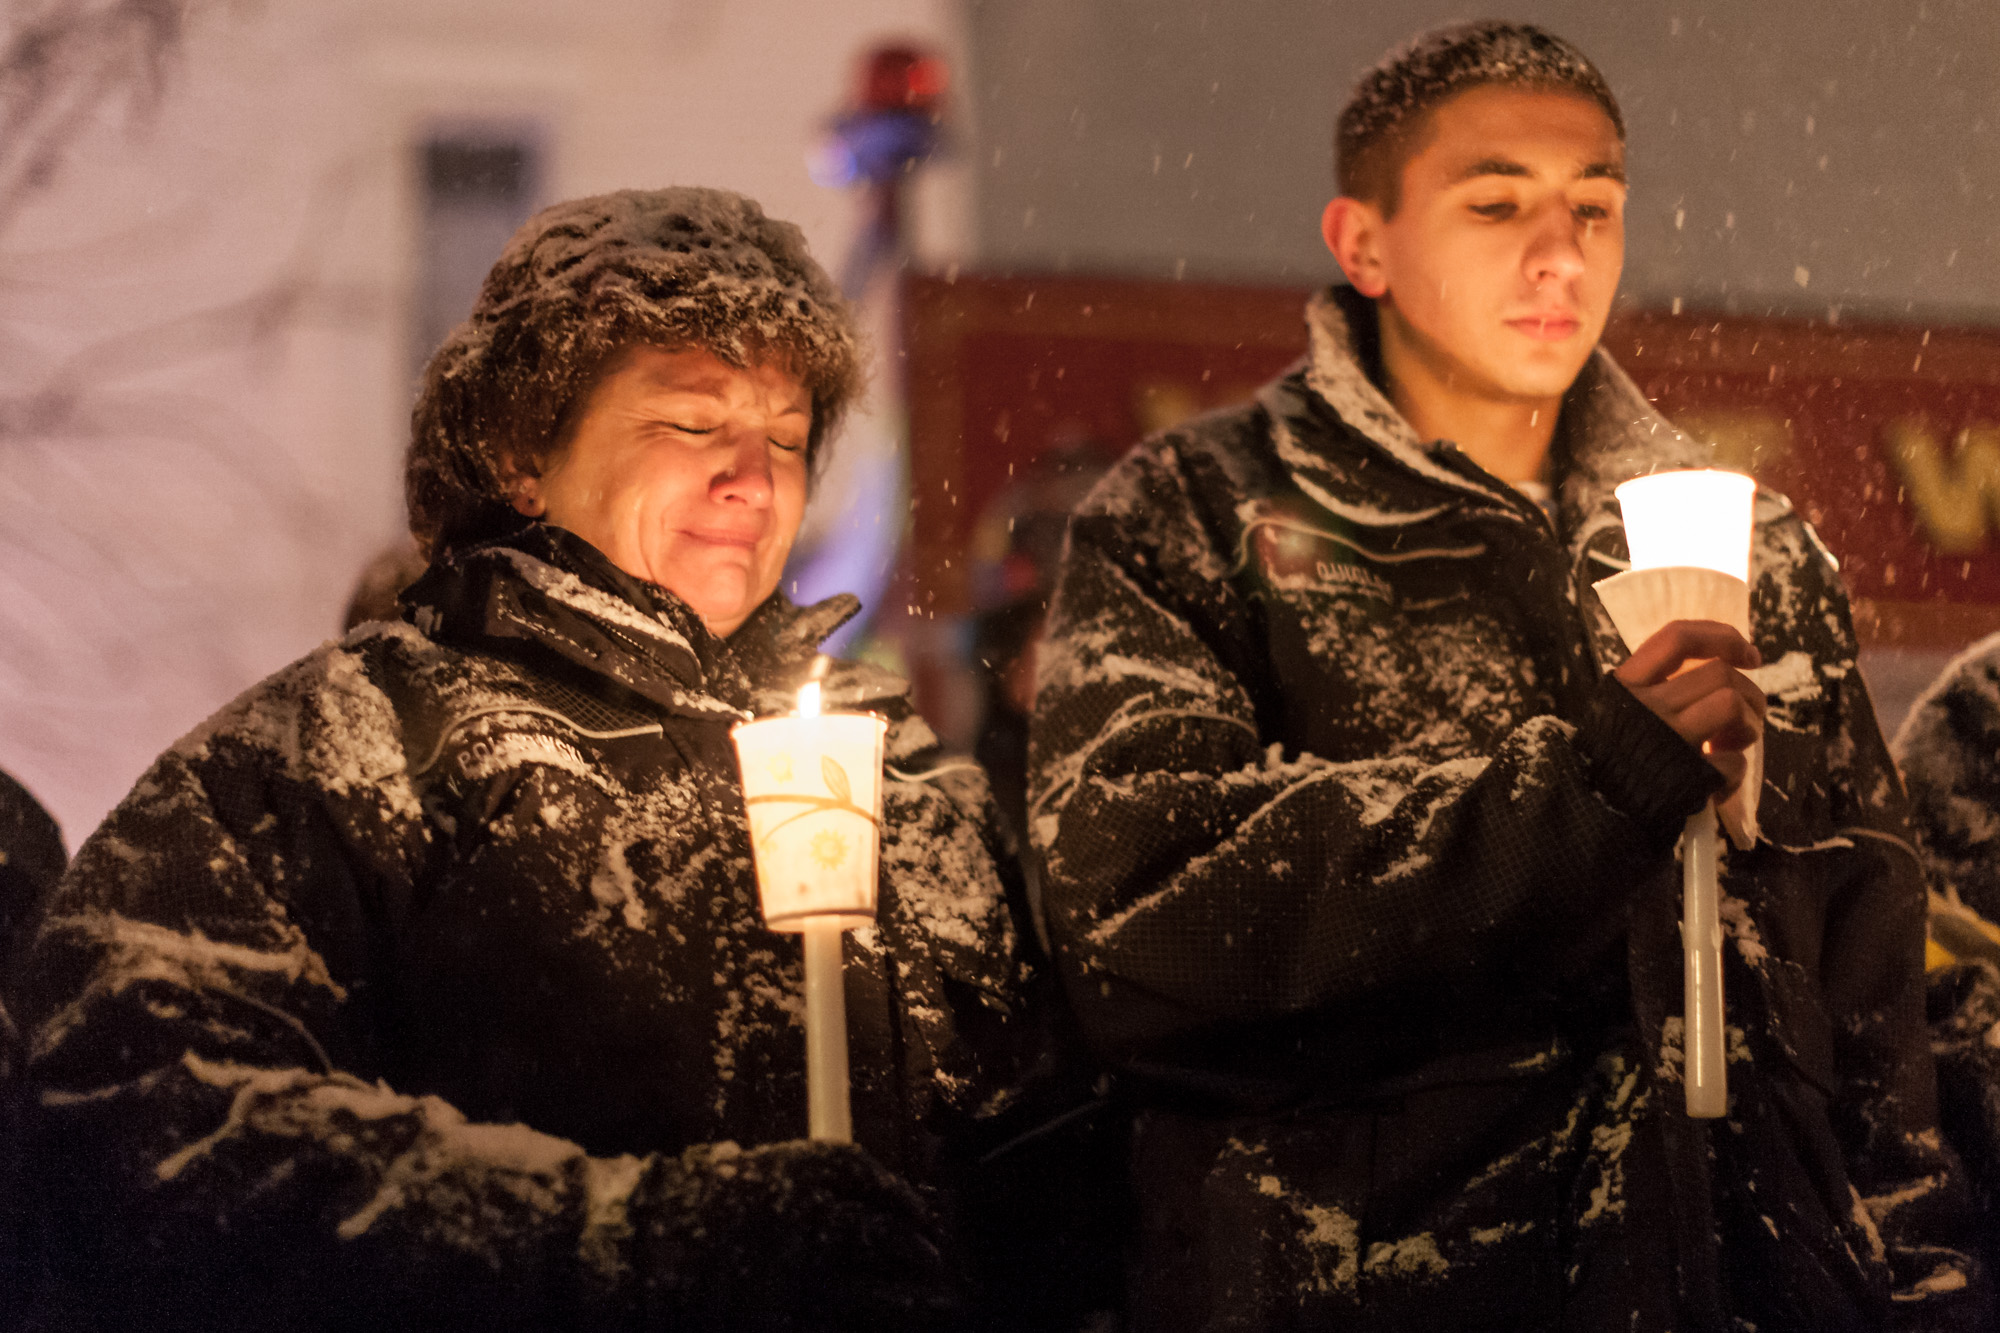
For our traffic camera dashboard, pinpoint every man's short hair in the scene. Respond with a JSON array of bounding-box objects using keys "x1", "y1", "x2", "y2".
[
  {"x1": 405, "y1": 187, "x2": 865, "y2": 555},
  {"x1": 1336, "y1": 21, "x2": 1624, "y2": 216}
]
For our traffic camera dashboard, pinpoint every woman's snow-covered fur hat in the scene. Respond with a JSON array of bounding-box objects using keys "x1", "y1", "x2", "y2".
[{"x1": 406, "y1": 187, "x2": 865, "y2": 553}]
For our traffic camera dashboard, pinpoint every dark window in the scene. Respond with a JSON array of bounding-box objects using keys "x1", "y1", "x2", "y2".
[{"x1": 412, "y1": 125, "x2": 543, "y2": 384}]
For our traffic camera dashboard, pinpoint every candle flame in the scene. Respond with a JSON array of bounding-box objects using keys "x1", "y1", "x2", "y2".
[{"x1": 797, "y1": 680, "x2": 822, "y2": 717}]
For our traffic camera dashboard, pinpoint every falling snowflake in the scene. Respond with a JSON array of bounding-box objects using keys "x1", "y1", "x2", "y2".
[{"x1": 809, "y1": 828, "x2": 849, "y2": 869}]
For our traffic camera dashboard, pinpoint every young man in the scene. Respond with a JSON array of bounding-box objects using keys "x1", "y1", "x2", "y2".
[{"x1": 1029, "y1": 23, "x2": 1986, "y2": 1331}]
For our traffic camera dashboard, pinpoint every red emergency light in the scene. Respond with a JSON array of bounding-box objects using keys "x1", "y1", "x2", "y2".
[{"x1": 860, "y1": 45, "x2": 948, "y2": 116}]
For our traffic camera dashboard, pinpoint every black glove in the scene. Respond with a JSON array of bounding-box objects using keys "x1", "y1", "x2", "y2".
[{"x1": 627, "y1": 1139, "x2": 961, "y2": 1332}]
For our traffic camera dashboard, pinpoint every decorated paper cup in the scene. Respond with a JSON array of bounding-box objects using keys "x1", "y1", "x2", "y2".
[{"x1": 731, "y1": 711, "x2": 887, "y2": 930}]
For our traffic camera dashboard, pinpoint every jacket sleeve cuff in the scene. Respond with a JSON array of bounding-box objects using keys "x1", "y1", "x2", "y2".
[{"x1": 1571, "y1": 674, "x2": 1723, "y2": 845}]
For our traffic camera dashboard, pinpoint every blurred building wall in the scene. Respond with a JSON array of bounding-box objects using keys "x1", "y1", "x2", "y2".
[
  {"x1": 967, "y1": 0, "x2": 2000, "y2": 325},
  {"x1": 0, "y1": 0, "x2": 972, "y2": 846}
]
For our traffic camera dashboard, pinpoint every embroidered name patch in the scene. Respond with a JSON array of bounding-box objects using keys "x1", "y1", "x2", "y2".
[
  {"x1": 1314, "y1": 559, "x2": 1394, "y2": 604},
  {"x1": 1251, "y1": 523, "x2": 1395, "y2": 605}
]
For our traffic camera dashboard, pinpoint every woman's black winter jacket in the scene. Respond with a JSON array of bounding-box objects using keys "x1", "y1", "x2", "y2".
[{"x1": 9, "y1": 523, "x2": 1023, "y2": 1331}]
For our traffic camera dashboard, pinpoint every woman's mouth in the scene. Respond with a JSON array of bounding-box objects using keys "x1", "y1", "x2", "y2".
[{"x1": 682, "y1": 527, "x2": 761, "y2": 549}]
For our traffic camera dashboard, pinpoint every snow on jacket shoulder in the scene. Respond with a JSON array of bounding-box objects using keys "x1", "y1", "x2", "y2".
[
  {"x1": 1895, "y1": 630, "x2": 2000, "y2": 922},
  {"x1": 1028, "y1": 286, "x2": 1987, "y2": 1332},
  {"x1": 13, "y1": 523, "x2": 1021, "y2": 1332}
]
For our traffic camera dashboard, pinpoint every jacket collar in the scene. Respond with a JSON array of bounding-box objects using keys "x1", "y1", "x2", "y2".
[
  {"x1": 403, "y1": 521, "x2": 861, "y2": 720},
  {"x1": 1271, "y1": 285, "x2": 1718, "y2": 545}
]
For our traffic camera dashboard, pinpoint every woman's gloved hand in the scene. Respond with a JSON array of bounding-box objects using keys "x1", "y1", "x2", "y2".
[{"x1": 625, "y1": 1139, "x2": 960, "y2": 1332}]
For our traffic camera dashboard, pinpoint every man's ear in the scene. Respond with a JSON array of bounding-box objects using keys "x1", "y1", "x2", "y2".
[{"x1": 1322, "y1": 197, "x2": 1389, "y2": 299}]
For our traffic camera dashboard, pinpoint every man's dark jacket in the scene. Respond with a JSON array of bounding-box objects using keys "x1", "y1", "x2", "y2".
[
  {"x1": 1028, "y1": 287, "x2": 1985, "y2": 1331},
  {"x1": 10, "y1": 524, "x2": 1022, "y2": 1331}
]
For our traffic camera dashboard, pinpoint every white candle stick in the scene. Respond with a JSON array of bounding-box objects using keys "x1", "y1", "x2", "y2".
[
  {"x1": 801, "y1": 919, "x2": 852, "y2": 1142},
  {"x1": 1680, "y1": 804, "x2": 1727, "y2": 1118},
  {"x1": 732, "y1": 674, "x2": 887, "y2": 1143},
  {"x1": 1594, "y1": 468, "x2": 1757, "y2": 1120}
]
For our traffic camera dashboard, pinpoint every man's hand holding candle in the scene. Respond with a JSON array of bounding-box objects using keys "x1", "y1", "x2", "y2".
[{"x1": 1613, "y1": 619, "x2": 1768, "y2": 800}]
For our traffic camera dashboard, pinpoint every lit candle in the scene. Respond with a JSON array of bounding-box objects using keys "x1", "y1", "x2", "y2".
[
  {"x1": 1594, "y1": 468, "x2": 1758, "y2": 1121},
  {"x1": 1610, "y1": 468, "x2": 1757, "y2": 582},
  {"x1": 731, "y1": 671, "x2": 887, "y2": 1142}
]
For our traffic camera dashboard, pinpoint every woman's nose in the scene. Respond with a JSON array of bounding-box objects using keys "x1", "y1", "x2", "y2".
[{"x1": 712, "y1": 433, "x2": 775, "y2": 505}]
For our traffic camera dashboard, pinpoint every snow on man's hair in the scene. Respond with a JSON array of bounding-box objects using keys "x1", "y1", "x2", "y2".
[
  {"x1": 1337, "y1": 21, "x2": 1624, "y2": 215},
  {"x1": 405, "y1": 187, "x2": 865, "y2": 554}
]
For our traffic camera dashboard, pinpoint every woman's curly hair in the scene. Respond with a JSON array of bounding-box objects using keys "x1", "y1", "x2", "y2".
[{"x1": 406, "y1": 187, "x2": 866, "y2": 554}]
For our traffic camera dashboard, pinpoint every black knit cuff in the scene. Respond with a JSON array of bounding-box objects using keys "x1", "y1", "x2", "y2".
[{"x1": 1571, "y1": 674, "x2": 1723, "y2": 846}]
